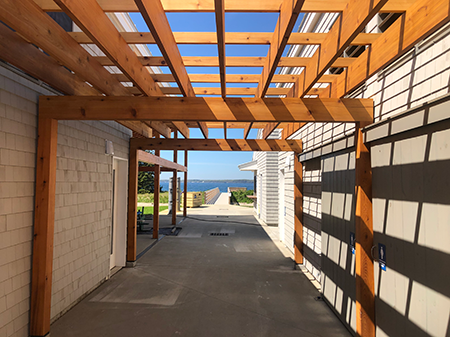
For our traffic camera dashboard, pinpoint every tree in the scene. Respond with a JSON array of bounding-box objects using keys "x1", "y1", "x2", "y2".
[{"x1": 137, "y1": 150, "x2": 158, "y2": 194}]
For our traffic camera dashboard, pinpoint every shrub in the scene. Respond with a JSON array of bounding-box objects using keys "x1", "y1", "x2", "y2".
[{"x1": 231, "y1": 190, "x2": 254, "y2": 204}]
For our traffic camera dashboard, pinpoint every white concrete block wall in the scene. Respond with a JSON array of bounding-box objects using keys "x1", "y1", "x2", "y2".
[{"x1": 0, "y1": 65, "x2": 131, "y2": 336}]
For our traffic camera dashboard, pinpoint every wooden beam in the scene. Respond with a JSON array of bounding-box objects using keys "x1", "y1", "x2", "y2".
[
  {"x1": 244, "y1": 122, "x2": 253, "y2": 139},
  {"x1": 214, "y1": 0, "x2": 226, "y2": 97},
  {"x1": 355, "y1": 124, "x2": 375, "y2": 337},
  {"x1": 113, "y1": 72, "x2": 315, "y2": 83},
  {"x1": 152, "y1": 86, "x2": 291, "y2": 96},
  {"x1": 0, "y1": 1, "x2": 154, "y2": 137},
  {"x1": 102, "y1": 55, "x2": 354, "y2": 68},
  {"x1": 36, "y1": 0, "x2": 415, "y2": 13},
  {"x1": 131, "y1": 138, "x2": 303, "y2": 152},
  {"x1": 143, "y1": 121, "x2": 171, "y2": 138},
  {"x1": 153, "y1": 164, "x2": 161, "y2": 239},
  {"x1": 135, "y1": 0, "x2": 198, "y2": 137},
  {"x1": 172, "y1": 122, "x2": 190, "y2": 138},
  {"x1": 127, "y1": 147, "x2": 138, "y2": 263},
  {"x1": 172, "y1": 135, "x2": 178, "y2": 225},
  {"x1": 0, "y1": 23, "x2": 98, "y2": 96},
  {"x1": 30, "y1": 117, "x2": 58, "y2": 337},
  {"x1": 0, "y1": 0, "x2": 129, "y2": 96},
  {"x1": 299, "y1": 0, "x2": 389, "y2": 96},
  {"x1": 198, "y1": 122, "x2": 209, "y2": 139},
  {"x1": 262, "y1": 122, "x2": 281, "y2": 139},
  {"x1": 137, "y1": 150, "x2": 187, "y2": 172},
  {"x1": 183, "y1": 151, "x2": 188, "y2": 217},
  {"x1": 153, "y1": 134, "x2": 161, "y2": 239},
  {"x1": 331, "y1": 0, "x2": 450, "y2": 98},
  {"x1": 135, "y1": 0, "x2": 194, "y2": 97},
  {"x1": 223, "y1": 122, "x2": 227, "y2": 139},
  {"x1": 71, "y1": 31, "x2": 381, "y2": 45},
  {"x1": 256, "y1": 0, "x2": 305, "y2": 97},
  {"x1": 294, "y1": 153, "x2": 303, "y2": 264},
  {"x1": 54, "y1": 0, "x2": 162, "y2": 96},
  {"x1": 40, "y1": 96, "x2": 374, "y2": 123},
  {"x1": 139, "y1": 166, "x2": 177, "y2": 172}
]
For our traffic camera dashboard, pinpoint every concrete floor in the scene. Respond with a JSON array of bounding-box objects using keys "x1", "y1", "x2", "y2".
[{"x1": 51, "y1": 205, "x2": 350, "y2": 337}]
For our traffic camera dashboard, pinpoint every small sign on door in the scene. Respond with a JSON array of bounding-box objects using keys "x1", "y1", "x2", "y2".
[{"x1": 379, "y1": 243, "x2": 387, "y2": 271}]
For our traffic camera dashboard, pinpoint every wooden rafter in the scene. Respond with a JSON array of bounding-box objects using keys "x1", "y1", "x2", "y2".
[
  {"x1": 330, "y1": 0, "x2": 450, "y2": 98},
  {"x1": 128, "y1": 87, "x2": 291, "y2": 96},
  {"x1": 135, "y1": 0, "x2": 198, "y2": 138},
  {"x1": 215, "y1": 0, "x2": 226, "y2": 98},
  {"x1": 116, "y1": 73, "x2": 340, "y2": 84},
  {"x1": 99, "y1": 56, "x2": 355, "y2": 68},
  {"x1": 54, "y1": 0, "x2": 162, "y2": 96},
  {"x1": 262, "y1": 122, "x2": 281, "y2": 139},
  {"x1": 0, "y1": 0, "x2": 154, "y2": 137},
  {"x1": 298, "y1": 0, "x2": 390, "y2": 97},
  {"x1": 256, "y1": 0, "x2": 305, "y2": 97},
  {"x1": 243, "y1": 122, "x2": 253, "y2": 139},
  {"x1": 35, "y1": 0, "x2": 416, "y2": 13},
  {"x1": 39, "y1": 96, "x2": 374, "y2": 123},
  {"x1": 131, "y1": 138, "x2": 303, "y2": 152},
  {"x1": 223, "y1": 122, "x2": 227, "y2": 139},
  {"x1": 137, "y1": 150, "x2": 187, "y2": 172},
  {"x1": 69, "y1": 31, "x2": 381, "y2": 45}
]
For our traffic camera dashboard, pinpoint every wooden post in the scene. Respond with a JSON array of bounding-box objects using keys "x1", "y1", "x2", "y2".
[
  {"x1": 294, "y1": 153, "x2": 303, "y2": 264},
  {"x1": 153, "y1": 133, "x2": 160, "y2": 239},
  {"x1": 183, "y1": 151, "x2": 188, "y2": 217},
  {"x1": 30, "y1": 117, "x2": 58, "y2": 337},
  {"x1": 126, "y1": 146, "x2": 138, "y2": 263},
  {"x1": 172, "y1": 133, "x2": 178, "y2": 225},
  {"x1": 355, "y1": 123, "x2": 375, "y2": 337}
]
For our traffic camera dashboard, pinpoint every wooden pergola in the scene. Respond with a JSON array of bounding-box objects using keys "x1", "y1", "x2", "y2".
[{"x1": 0, "y1": 0, "x2": 448, "y2": 336}]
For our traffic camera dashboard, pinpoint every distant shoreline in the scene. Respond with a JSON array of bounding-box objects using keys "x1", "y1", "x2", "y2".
[{"x1": 160, "y1": 179, "x2": 253, "y2": 183}]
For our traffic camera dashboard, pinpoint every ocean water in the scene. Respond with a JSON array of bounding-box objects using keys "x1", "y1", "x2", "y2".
[{"x1": 160, "y1": 181, "x2": 254, "y2": 193}]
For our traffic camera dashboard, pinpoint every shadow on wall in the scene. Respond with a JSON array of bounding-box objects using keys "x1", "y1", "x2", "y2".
[
  {"x1": 371, "y1": 118, "x2": 450, "y2": 337},
  {"x1": 320, "y1": 148, "x2": 357, "y2": 334}
]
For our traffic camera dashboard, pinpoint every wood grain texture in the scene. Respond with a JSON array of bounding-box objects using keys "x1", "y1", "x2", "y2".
[
  {"x1": 131, "y1": 138, "x2": 303, "y2": 152},
  {"x1": 243, "y1": 122, "x2": 253, "y2": 139},
  {"x1": 183, "y1": 151, "x2": 188, "y2": 217},
  {"x1": 127, "y1": 147, "x2": 138, "y2": 262},
  {"x1": 135, "y1": 0, "x2": 195, "y2": 97},
  {"x1": 30, "y1": 117, "x2": 58, "y2": 337},
  {"x1": 262, "y1": 122, "x2": 281, "y2": 139},
  {"x1": 300, "y1": 0, "x2": 389, "y2": 96},
  {"x1": 39, "y1": 96, "x2": 374, "y2": 123},
  {"x1": 70, "y1": 31, "x2": 380, "y2": 45},
  {"x1": 0, "y1": 0, "x2": 129, "y2": 96},
  {"x1": 256, "y1": 0, "x2": 305, "y2": 97},
  {"x1": 331, "y1": 0, "x2": 450, "y2": 97},
  {"x1": 54, "y1": 0, "x2": 162, "y2": 96},
  {"x1": 355, "y1": 125, "x2": 375, "y2": 337},
  {"x1": 294, "y1": 153, "x2": 303, "y2": 264},
  {"x1": 36, "y1": 0, "x2": 414, "y2": 13},
  {"x1": 136, "y1": 150, "x2": 187, "y2": 171},
  {"x1": 214, "y1": 0, "x2": 226, "y2": 97}
]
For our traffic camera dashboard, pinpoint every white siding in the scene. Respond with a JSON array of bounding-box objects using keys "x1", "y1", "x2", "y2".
[{"x1": 0, "y1": 64, "x2": 131, "y2": 336}]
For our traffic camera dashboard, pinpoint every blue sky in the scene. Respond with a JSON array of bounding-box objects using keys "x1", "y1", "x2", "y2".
[{"x1": 129, "y1": 12, "x2": 304, "y2": 180}]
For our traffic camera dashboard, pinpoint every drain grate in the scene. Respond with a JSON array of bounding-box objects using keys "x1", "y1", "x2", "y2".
[
  {"x1": 210, "y1": 233, "x2": 229, "y2": 236},
  {"x1": 216, "y1": 216, "x2": 229, "y2": 218}
]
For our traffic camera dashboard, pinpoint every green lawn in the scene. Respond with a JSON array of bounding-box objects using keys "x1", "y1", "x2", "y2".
[
  {"x1": 138, "y1": 192, "x2": 169, "y2": 204},
  {"x1": 137, "y1": 205, "x2": 169, "y2": 215}
]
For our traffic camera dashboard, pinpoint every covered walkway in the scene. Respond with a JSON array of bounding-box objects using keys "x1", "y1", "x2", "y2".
[{"x1": 50, "y1": 205, "x2": 350, "y2": 337}]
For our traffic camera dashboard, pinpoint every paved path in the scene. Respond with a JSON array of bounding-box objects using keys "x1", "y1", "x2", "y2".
[
  {"x1": 214, "y1": 192, "x2": 229, "y2": 205},
  {"x1": 51, "y1": 205, "x2": 350, "y2": 337}
]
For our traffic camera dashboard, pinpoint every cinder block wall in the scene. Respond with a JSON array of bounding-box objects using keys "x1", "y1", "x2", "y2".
[{"x1": 0, "y1": 65, "x2": 131, "y2": 337}]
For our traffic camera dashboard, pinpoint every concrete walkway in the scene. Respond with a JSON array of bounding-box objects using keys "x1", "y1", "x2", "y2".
[
  {"x1": 214, "y1": 192, "x2": 230, "y2": 205},
  {"x1": 51, "y1": 204, "x2": 350, "y2": 337}
]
